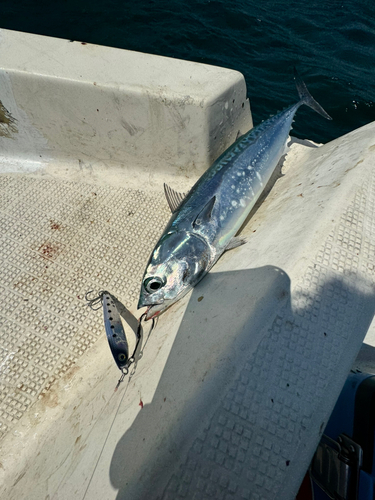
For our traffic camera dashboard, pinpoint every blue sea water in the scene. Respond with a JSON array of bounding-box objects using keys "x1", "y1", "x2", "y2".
[{"x1": 1, "y1": 0, "x2": 375, "y2": 143}]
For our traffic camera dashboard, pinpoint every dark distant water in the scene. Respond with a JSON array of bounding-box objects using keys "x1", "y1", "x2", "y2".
[{"x1": 1, "y1": 0, "x2": 375, "y2": 143}]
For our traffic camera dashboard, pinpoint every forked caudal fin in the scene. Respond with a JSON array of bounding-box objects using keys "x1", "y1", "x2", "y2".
[{"x1": 294, "y1": 67, "x2": 332, "y2": 120}]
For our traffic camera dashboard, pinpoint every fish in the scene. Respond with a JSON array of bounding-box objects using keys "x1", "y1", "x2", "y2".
[{"x1": 138, "y1": 68, "x2": 332, "y2": 320}]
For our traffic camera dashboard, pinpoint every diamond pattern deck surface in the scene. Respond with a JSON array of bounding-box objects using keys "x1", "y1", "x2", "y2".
[
  {"x1": 0, "y1": 174, "x2": 169, "y2": 439},
  {"x1": 155, "y1": 170, "x2": 375, "y2": 500}
]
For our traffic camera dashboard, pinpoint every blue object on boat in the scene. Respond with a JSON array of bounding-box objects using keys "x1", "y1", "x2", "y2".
[{"x1": 310, "y1": 371, "x2": 375, "y2": 499}]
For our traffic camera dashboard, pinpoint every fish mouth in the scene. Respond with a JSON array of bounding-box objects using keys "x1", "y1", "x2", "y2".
[
  {"x1": 145, "y1": 306, "x2": 162, "y2": 321},
  {"x1": 139, "y1": 284, "x2": 195, "y2": 320},
  {"x1": 138, "y1": 299, "x2": 174, "y2": 321},
  {"x1": 137, "y1": 297, "x2": 166, "y2": 320},
  {"x1": 138, "y1": 303, "x2": 168, "y2": 321},
  {"x1": 137, "y1": 294, "x2": 163, "y2": 310}
]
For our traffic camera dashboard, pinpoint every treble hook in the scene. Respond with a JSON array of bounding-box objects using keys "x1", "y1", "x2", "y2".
[{"x1": 85, "y1": 290, "x2": 107, "y2": 311}]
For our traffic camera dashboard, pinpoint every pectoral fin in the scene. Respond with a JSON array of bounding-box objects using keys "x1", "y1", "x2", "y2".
[{"x1": 193, "y1": 196, "x2": 216, "y2": 228}]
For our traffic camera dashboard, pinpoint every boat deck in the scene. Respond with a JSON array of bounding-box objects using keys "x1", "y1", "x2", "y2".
[
  {"x1": 1, "y1": 28, "x2": 375, "y2": 500},
  {"x1": 0, "y1": 174, "x2": 170, "y2": 440},
  {"x1": 1, "y1": 127, "x2": 375, "y2": 500}
]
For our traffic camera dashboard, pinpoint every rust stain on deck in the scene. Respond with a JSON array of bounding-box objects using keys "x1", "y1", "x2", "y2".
[{"x1": 38, "y1": 242, "x2": 60, "y2": 259}]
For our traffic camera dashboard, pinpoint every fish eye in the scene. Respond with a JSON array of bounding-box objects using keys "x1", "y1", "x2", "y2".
[{"x1": 144, "y1": 276, "x2": 165, "y2": 293}]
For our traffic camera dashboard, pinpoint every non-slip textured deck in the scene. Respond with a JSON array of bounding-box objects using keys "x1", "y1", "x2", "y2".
[
  {"x1": 1, "y1": 127, "x2": 375, "y2": 500},
  {"x1": 107, "y1": 140, "x2": 375, "y2": 500},
  {"x1": 0, "y1": 174, "x2": 170, "y2": 440}
]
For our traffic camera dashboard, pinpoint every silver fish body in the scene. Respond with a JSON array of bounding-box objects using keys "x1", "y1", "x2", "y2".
[{"x1": 138, "y1": 70, "x2": 331, "y2": 319}]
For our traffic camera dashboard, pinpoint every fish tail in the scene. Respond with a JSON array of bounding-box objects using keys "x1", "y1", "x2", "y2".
[{"x1": 294, "y1": 67, "x2": 332, "y2": 120}]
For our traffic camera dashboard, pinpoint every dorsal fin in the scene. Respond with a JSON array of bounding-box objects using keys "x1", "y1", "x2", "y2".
[{"x1": 164, "y1": 183, "x2": 186, "y2": 213}]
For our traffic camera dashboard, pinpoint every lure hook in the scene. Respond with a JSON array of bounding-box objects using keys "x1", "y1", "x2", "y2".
[{"x1": 85, "y1": 290, "x2": 107, "y2": 311}]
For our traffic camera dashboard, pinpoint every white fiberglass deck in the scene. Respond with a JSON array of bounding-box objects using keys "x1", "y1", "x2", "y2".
[
  {"x1": 1, "y1": 29, "x2": 375, "y2": 500},
  {"x1": 0, "y1": 175, "x2": 170, "y2": 438},
  {"x1": 1, "y1": 126, "x2": 375, "y2": 500}
]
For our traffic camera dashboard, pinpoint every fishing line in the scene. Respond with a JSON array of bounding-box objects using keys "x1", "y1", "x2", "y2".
[
  {"x1": 80, "y1": 301, "x2": 156, "y2": 498},
  {"x1": 82, "y1": 319, "x2": 155, "y2": 497},
  {"x1": 137, "y1": 314, "x2": 157, "y2": 357},
  {"x1": 53, "y1": 368, "x2": 128, "y2": 498},
  {"x1": 81, "y1": 376, "x2": 131, "y2": 500}
]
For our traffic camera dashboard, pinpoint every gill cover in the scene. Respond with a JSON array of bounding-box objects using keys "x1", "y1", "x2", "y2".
[{"x1": 138, "y1": 230, "x2": 212, "y2": 316}]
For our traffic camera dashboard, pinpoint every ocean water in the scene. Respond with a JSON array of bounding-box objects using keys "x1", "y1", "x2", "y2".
[{"x1": 1, "y1": 0, "x2": 375, "y2": 143}]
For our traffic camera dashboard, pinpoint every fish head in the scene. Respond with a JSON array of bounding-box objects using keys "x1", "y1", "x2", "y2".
[{"x1": 138, "y1": 230, "x2": 211, "y2": 320}]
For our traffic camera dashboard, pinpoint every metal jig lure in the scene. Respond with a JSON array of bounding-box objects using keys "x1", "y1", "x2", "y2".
[{"x1": 85, "y1": 290, "x2": 150, "y2": 390}]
